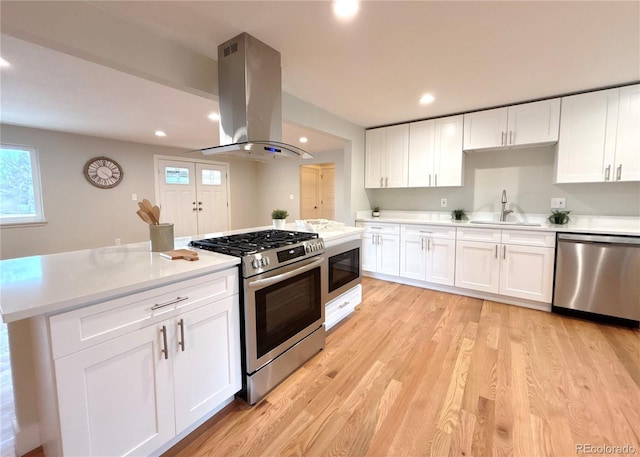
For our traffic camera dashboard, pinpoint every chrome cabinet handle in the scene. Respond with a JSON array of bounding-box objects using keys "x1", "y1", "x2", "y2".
[
  {"x1": 503, "y1": 245, "x2": 506, "y2": 259},
  {"x1": 421, "y1": 238, "x2": 425, "y2": 250},
  {"x1": 616, "y1": 164, "x2": 622, "y2": 181},
  {"x1": 160, "y1": 325, "x2": 168, "y2": 360},
  {"x1": 377, "y1": 234, "x2": 382, "y2": 246},
  {"x1": 249, "y1": 257, "x2": 325, "y2": 289},
  {"x1": 434, "y1": 174, "x2": 438, "y2": 186},
  {"x1": 495, "y1": 245, "x2": 498, "y2": 258},
  {"x1": 380, "y1": 177, "x2": 383, "y2": 187},
  {"x1": 429, "y1": 174, "x2": 431, "y2": 186},
  {"x1": 339, "y1": 301, "x2": 350, "y2": 309},
  {"x1": 385, "y1": 177, "x2": 389, "y2": 187},
  {"x1": 151, "y1": 296, "x2": 189, "y2": 311},
  {"x1": 605, "y1": 165, "x2": 611, "y2": 181},
  {"x1": 501, "y1": 131, "x2": 505, "y2": 146},
  {"x1": 510, "y1": 131, "x2": 514, "y2": 144},
  {"x1": 427, "y1": 238, "x2": 431, "y2": 251},
  {"x1": 178, "y1": 318, "x2": 185, "y2": 352}
]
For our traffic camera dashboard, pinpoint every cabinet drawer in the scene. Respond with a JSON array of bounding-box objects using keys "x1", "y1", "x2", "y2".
[
  {"x1": 456, "y1": 228, "x2": 501, "y2": 242},
  {"x1": 50, "y1": 268, "x2": 239, "y2": 359},
  {"x1": 401, "y1": 224, "x2": 456, "y2": 239},
  {"x1": 326, "y1": 284, "x2": 362, "y2": 331},
  {"x1": 501, "y1": 230, "x2": 555, "y2": 247},
  {"x1": 358, "y1": 222, "x2": 400, "y2": 235}
]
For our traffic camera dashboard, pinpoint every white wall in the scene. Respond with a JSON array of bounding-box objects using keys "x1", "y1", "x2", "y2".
[
  {"x1": 0, "y1": 124, "x2": 261, "y2": 260},
  {"x1": 367, "y1": 146, "x2": 640, "y2": 217}
]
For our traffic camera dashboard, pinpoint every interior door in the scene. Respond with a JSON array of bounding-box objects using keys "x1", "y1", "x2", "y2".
[
  {"x1": 158, "y1": 159, "x2": 198, "y2": 237},
  {"x1": 195, "y1": 163, "x2": 229, "y2": 234},
  {"x1": 320, "y1": 166, "x2": 335, "y2": 220},
  {"x1": 300, "y1": 166, "x2": 319, "y2": 219}
]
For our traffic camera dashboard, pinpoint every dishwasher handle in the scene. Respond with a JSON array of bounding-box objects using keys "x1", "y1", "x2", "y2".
[{"x1": 558, "y1": 233, "x2": 640, "y2": 246}]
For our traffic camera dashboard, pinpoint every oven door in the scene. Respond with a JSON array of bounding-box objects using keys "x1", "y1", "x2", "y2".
[
  {"x1": 244, "y1": 256, "x2": 324, "y2": 373},
  {"x1": 323, "y1": 238, "x2": 362, "y2": 304}
]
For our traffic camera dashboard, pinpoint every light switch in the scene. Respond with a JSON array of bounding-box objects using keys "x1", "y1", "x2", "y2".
[
  {"x1": 551, "y1": 197, "x2": 566, "y2": 209},
  {"x1": 289, "y1": 194, "x2": 294, "y2": 200},
  {"x1": 132, "y1": 194, "x2": 138, "y2": 201}
]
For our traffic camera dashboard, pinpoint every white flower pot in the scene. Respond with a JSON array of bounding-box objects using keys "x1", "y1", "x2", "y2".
[{"x1": 273, "y1": 219, "x2": 286, "y2": 229}]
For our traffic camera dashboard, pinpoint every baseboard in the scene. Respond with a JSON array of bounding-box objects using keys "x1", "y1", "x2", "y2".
[{"x1": 13, "y1": 418, "x2": 41, "y2": 457}]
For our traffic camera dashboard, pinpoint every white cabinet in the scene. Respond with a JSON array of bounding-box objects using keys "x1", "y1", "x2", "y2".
[
  {"x1": 463, "y1": 98, "x2": 560, "y2": 151},
  {"x1": 325, "y1": 284, "x2": 362, "y2": 331},
  {"x1": 400, "y1": 224, "x2": 456, "y2": 285},
  {"x1": 408, "y1": 115, "x2": 464, "y2": 187},
  {"x1": 357, "y1": 222, "x2": 400, "y2": 276},
  {"x1": 365, "y1": 124, "x2": 409, "y2": 188},
  {"x1": 556, "y1": 84, "x2": 640, "y2": 183},
  {"x1": 455, "y1": 228, "x2": 554, "y2": 303},
  {"x1": 47, "y1": 270, "x2": 241, "y2": 457}
]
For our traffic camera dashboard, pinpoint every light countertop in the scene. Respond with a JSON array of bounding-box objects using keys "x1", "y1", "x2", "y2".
[
  {"x1": 0, "y1": 224, "x2": 365, "y2": 323},
  {"x1": 356, "y1": 211, "x2": 640, "y2": 237}
]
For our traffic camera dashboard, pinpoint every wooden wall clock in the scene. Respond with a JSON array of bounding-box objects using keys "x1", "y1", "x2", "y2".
[{"x1": 83, "y1": 157, "x2": 124, "y2": 189}]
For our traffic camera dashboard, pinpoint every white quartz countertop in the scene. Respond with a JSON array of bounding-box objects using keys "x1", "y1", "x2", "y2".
[
  {"x1": 0, "y1": 239, "x2": 239, "y2": 323},
  {"x1": 0, "y1": 224, "x2": 365, "y2": 323},
  {"x1": 356, "y1": 212, "x2": 640, "y2": 237}
]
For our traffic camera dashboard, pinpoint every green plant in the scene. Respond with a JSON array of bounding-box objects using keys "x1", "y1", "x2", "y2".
[
  {"x1": 271, "y1": 209, "x2": 289, "y2": 219},
  {"x1": 548, "y1": 209, "x2": 571, "y2": 225},
  {"x1": 451, "y1": 208, "x2": 467, "y2": 221}
]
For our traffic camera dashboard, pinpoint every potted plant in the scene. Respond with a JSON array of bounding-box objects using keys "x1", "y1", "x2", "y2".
[
  {"x1": 271, "y1": 209, "x2": 289, "y2": 229},
  {"x1": 451, "y1": 208, "x2": 468, "y2": 222},
  {"x1": 372, "y1": 206, "x2": 381, "y2": 217},
  {"x1": 548, "y1": 209, "x2": 571, "y2": 225}
]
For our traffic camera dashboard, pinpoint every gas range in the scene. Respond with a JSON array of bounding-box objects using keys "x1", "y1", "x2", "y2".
[{"x1": 189, "y1": 229, "x2": 325, "y2": 277}]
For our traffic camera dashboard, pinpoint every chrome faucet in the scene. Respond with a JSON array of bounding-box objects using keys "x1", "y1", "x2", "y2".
[{"x1": 500, "y1": 189, "x2": 513, "y2": 222}]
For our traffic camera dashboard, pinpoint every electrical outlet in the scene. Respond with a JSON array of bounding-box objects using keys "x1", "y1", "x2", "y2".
[
  {"x1": 440, "y1": 198, "x2": 448, "y2": 208},
  {"x1": 551, "y1": 197, "x2": 566, "y2": 209},
  {"x1": 131, "y1": 194, "x2": 137, "y2": 201},
  {"x1": 289, "y1": 194, "x2": 294, "y2": 200},
  {"x1": 115, "y1": 238, "x2": 121, "y2": 245}
]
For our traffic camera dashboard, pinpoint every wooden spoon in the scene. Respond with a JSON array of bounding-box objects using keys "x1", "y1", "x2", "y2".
[
  {"x1": 138, "y1": 200, "x2": 158, "y2": 224},
  {"x1": 136, "y1": 209, "x2": 154, "y2": 225},
  {"x1": 151, "y1": 205, "x2": 161, "y2": 224}
]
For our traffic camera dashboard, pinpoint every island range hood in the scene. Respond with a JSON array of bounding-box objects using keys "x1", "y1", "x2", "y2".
[{"x1": 199, "y1": 32, "x2": 312, "y2": 160}]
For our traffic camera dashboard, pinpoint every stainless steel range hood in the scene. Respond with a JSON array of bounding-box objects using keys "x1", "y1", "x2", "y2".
[{"x1": 199, "y1": 33, "x2": 312, "y2": 160}]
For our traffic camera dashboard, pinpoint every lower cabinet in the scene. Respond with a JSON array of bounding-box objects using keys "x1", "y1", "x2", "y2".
[
  {"x1": 358, "y1": 222, "x2": 400, "y2": 276},
  {"x1": 43, "y1": 269, "x2": 241, "y2": 457},
  {"x1": 325, "y1": 284, "x2": 362, "y2": 331},
  {"x1": 400, "y1": 224, "x2": 456, "y2": 286},
  {"x1": 455, "y1": 228, "x2": 555, "y2": 303}
]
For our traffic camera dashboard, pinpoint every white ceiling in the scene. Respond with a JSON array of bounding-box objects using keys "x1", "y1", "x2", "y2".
[{"x1": 1, "y1": 1, "x2": 639, "y2": 152}]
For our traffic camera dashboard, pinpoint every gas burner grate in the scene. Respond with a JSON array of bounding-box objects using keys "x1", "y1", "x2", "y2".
[{"x1": 189, "y1": 229, "x2": 318, "y2": 257}]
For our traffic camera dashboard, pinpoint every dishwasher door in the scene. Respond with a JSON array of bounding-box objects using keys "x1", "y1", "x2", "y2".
[{"x1": 554, "y1": 234, "x2": 640, "y2": 321}]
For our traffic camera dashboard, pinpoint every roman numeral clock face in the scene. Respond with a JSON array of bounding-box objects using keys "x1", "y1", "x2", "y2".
[{"x1": 83, "y1": 157, "x2": 123, "y2": 188}]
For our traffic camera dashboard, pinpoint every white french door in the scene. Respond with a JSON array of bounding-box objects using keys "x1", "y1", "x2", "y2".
[{"x1": 156, "y1": 158, "x2": 230, "y2": 237}]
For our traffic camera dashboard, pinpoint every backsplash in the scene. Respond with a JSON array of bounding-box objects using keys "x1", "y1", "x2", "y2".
[{"x1": 365, "y1": 146, "x2": 640, "y2": 217}]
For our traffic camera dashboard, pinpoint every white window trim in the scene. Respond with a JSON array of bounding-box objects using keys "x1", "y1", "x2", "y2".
[{"x1": 0, "y1": 143, "x2": 46, "y2": 226}]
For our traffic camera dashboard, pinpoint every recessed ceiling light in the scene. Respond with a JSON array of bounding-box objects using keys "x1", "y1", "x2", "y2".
[
  {"x1": 299, "y1": 137, "x2": 308, "y2": 144},
  {"x1": 208, "y1": 112, "x2": 220, "y2": 121},
  {"x1": 332, "y1": 0, "x2": 359, "y2": 20},
  {"x1": 155, "y1": 131, "x2": 167, "y2": 137},
  {"x1": 0, "y1": 58, "x2": 11, "y2": 68},
  {"x1": 419, "y1": 94, "x2": 435, "y2": 105}
]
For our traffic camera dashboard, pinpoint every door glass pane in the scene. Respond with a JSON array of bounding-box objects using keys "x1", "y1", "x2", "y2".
[
  {"x1": 165, "y1": 167, "x2": 190, "y2": 184},
  {"x1": 201, "y1": 169, "x2": 222, "y2": 186}
]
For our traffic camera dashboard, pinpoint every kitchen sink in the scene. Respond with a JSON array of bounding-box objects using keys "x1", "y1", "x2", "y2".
[{"x1": 469, "y1": 220, "x2": 542, "y2": 227}]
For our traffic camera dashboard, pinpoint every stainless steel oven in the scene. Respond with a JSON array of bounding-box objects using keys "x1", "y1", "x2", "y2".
[{"x1": 323, "y1": 238, "x2": 362, "y2": 304}]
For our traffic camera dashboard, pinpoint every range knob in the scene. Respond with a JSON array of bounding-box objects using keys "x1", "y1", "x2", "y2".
[
  {"x1": 305, "y1": 245, "x2": 311, "y2": 253},
  {"x1": 261, "y1": 257, "x2": 269, "y2": 266},
  {"x1": 252, "y1": 259, "x2": 260, "y2": 269}
]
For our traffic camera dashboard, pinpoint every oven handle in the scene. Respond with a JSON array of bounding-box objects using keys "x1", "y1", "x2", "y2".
[{"x1": 248, "y1": 256, "x2": 325, "y2": 290}]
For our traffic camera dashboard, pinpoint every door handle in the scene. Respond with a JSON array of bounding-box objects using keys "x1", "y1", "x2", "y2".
[
  {"x1": 160, "y1": 325, "x2": 168, "y2": 360},
  {"x1": 616, "y1": 164, "x2": 622, "y2": 181},
  {"x1": 177, "y1": 319, "x2": 185, "y2": 352},
  {"x1": 248, "y1": 257, "x2": 324, "y2": 289},
  {"x1": 605, "y1": 165, "x2": 611, "y2": 181}
]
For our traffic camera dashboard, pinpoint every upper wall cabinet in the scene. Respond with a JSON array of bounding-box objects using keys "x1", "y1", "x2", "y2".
[
  {"x1": 463, "y1": 98, "x2": 561, "y2": 151},
  {"x1": 365, "y1": 124, "x2": 409, "y2": 188},
  {"x1": 408, "y1": 115, "x2": 464, "y2": 187},
  {"x1": 555, "y1": 84, "x2": 640, "y2": 183}
]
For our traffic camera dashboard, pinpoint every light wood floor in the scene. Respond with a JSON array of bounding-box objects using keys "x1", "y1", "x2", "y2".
[{"x1": 164, "y1": 277, "x2": 640, "y2": 457}]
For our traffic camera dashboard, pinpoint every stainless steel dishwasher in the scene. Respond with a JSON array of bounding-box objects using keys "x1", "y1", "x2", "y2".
[{"x1": 554, "y1": 233, "x2": 640, "y2": 321}]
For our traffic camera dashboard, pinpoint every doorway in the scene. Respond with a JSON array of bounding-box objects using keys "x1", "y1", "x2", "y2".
[
  {"x1": 155, "y1": 156, "x2": 230, "y2": 237},
  {"x1": 300, "y1": 163, "x2": 335, "y2": 220}
]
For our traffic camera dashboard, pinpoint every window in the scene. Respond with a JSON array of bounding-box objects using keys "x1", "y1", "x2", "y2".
[
  {"x1": 201, "y1": 169, "x2": 222, "y2": 186},
  {"x1": 0, "y1": 144, "x2": 45, "y2": 225},
  {"x1": 165, "y1": 166, "x2": 190, "y2": 185}
]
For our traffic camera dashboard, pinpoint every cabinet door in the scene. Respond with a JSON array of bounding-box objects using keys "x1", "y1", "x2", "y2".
[
  {"x1": 555, "y1": 88, "x2": 620, "y2": 183},
  {"x1": 378, "y1": 234, "x2": 400, "y2": 276},
  {"x1": 361, "y1": 232, "x2": 378, "y2": 272},
  {"x1": 55, "y1": 324, "x2": 175, "y2": 457},
  {"x1": 454, "y1": 241, "x2": 500, "y2": 293},
  {"x1": 365, "y1": 128, "x2": 385, "y2": 188},
  {"x1": 499, "y1": 245, "x2": 554, "y2": 303},
  {"x1": 408, "y1": 120, "x2": 435, "y2": 187},
  {"x1": 426, "y1": 238, "x2": 456, "y2": 286},
  {"x1": 615, "y1": 84, "x2": 640, "y2": 182},
  {"x1": 173, "y1": 295, "x2": 241, "y2": 433},
  {"x1": 434, "y1": 115, "x2": 464, "y2": 187},
  {"x1": 385, "y1": 124, "x2": 409, "y2": 188},
  {"x1": 463, "y1": 108, "x2": 508, "y2": 150},
  {"x1": 507, "y1": 99, "x2": 560, "y2": 146},
  {"x1": 400, "y1": 232, "x2": 426, "y2": 280}
]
